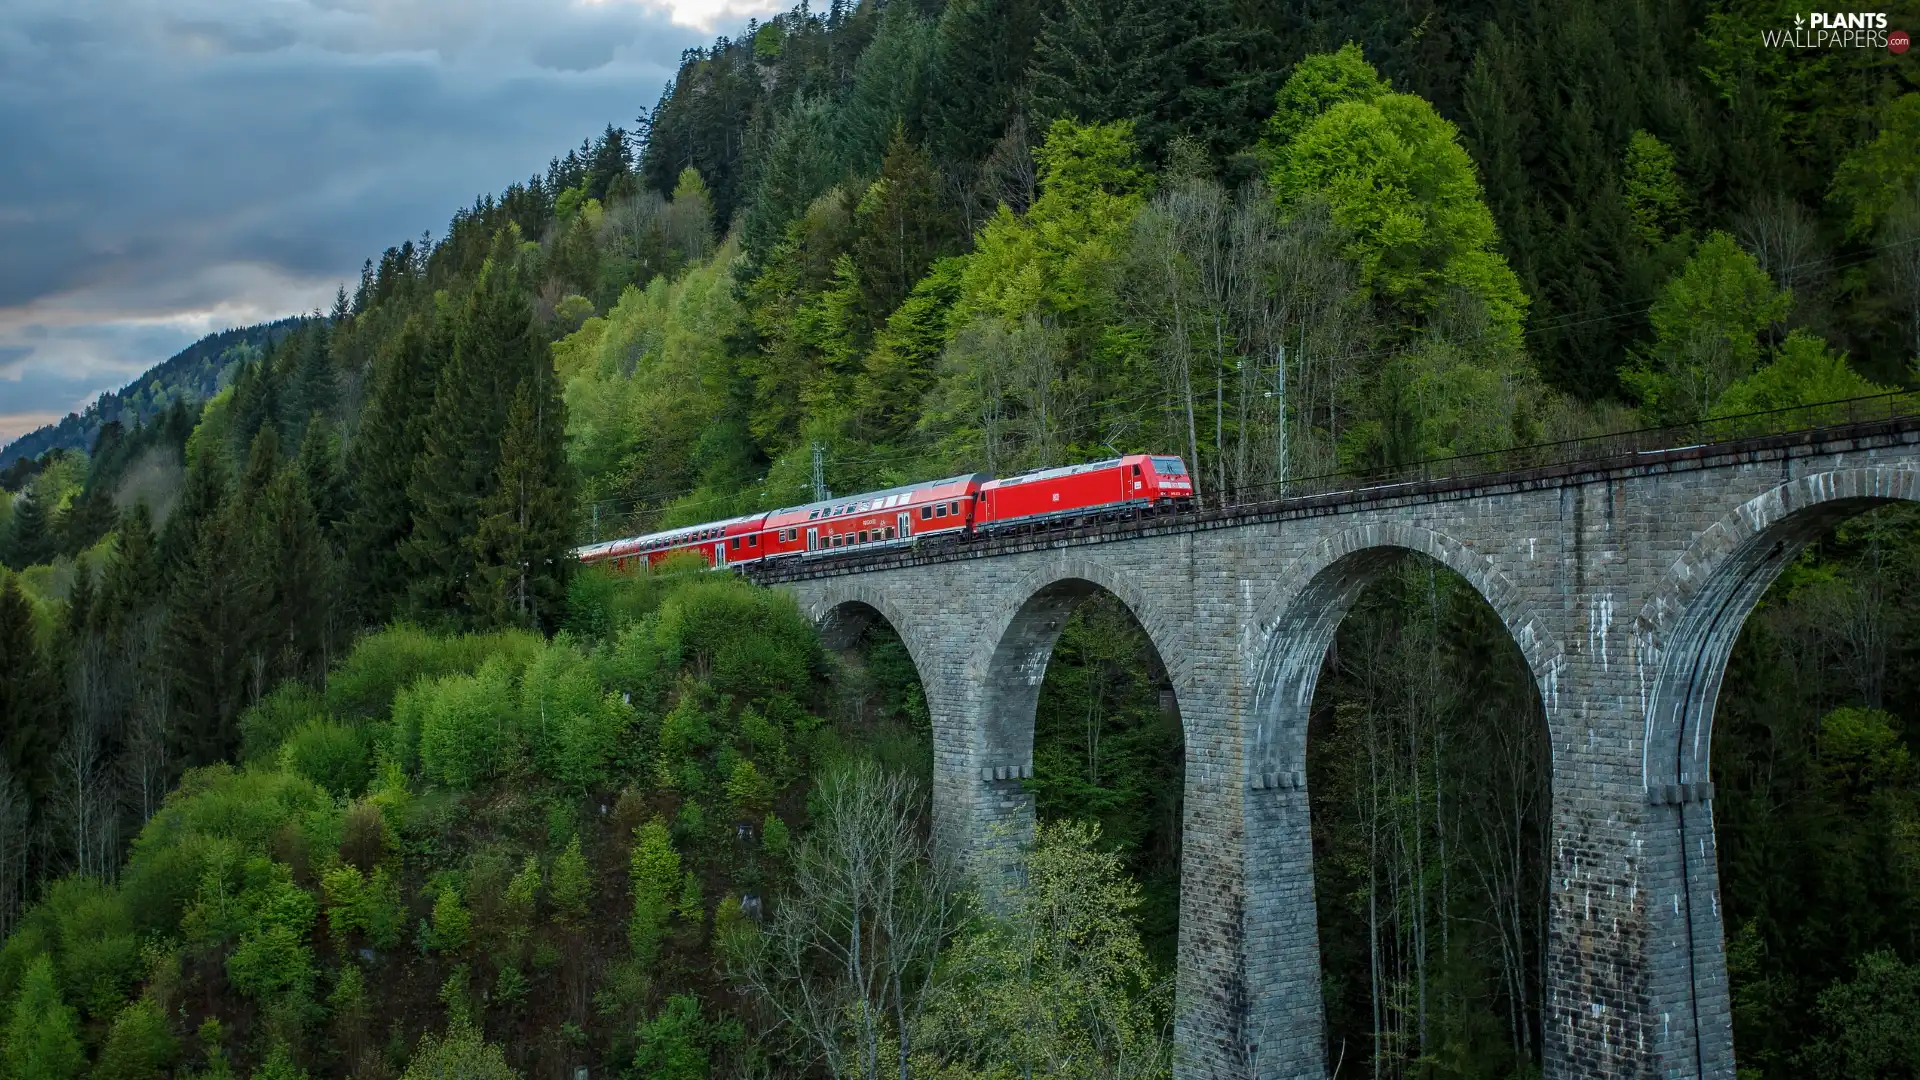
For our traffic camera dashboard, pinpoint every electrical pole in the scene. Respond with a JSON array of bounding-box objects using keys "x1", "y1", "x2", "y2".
[
  {"x1": 1275, "y1": 341, "x2": 1289, "y2": 489},
  {"x1": 811, "y1": 441, "x2": 830, "y2": 502}
]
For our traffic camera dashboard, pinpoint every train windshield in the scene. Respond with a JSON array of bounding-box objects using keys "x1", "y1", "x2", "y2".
[{"x1": 1151, "y1": 457, "x2": 1187, "y2": 475}]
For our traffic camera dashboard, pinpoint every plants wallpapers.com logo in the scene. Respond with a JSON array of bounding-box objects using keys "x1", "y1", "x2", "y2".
[{"x1": 1760, "y1": 11, "x2": 1910, "y2": 49}]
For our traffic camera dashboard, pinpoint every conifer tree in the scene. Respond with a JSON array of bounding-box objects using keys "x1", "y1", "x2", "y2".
[
  {"x1": 252, "y1": 456, "x2": 334, "y2": 686},
  {"x1": 468, "y1": 375, "x2": 573, "y2": 630},
  {"x1": 926, "y1": 0, "x2": 1044, "y2": 164},
  {"x1": 297, "y1": 416, "x2": 347, "y2": 541},
  {"x1": 0, "y1": 578, "x2": 58, "y2": 798},
  {"x1": 94, "y1": 503, "x2": 161, "y2": 646},
  {"x1": 1027, "y1": 0, "x2": 1184, "y2": 152},
  {"x1": 405, "y1": 238, "x2": 543, "y2": 623},
  {"x1": 156, "y1": 442, "x2": 229, "y2": 587},
  {"x1": 2, "y1": 493, "x2": 52, "y2": 570},
  {"x1": 162, "y1": 440, "x2": 266, "y2": 768},
  {"x1": 58, "y1": 485, "x2": 117, "y2": 557},
  {"x1": 1, "y1": 954, "x2": 84, "y2": 1080},
  {"x1": 853, "y1": 128, "x2": 960, "y2": 321},
  {"x1": 346, "y1": 315, "x2": 437, "y2": 622}
]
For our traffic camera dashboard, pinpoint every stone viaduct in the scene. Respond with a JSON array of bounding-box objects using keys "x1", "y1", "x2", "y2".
[{"x1": 744, "y1": 414, "x2": 1920, "y2": 1080}]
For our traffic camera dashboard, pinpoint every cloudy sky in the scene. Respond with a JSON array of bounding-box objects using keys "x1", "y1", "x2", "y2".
[{"x1": 0, "y1": 0, "x2": 782, "y2": 446}]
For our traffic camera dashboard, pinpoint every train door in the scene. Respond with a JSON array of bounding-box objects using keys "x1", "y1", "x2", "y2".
[
  {"x1": 713, "y1": 542, "x2": 726, "y2": 567},
  {"x1": 806, "y1": 527, "x2": 819, "y2": 553},
  {"x1": 897, "y1": 512, "x2": 911, "y2": 538}
]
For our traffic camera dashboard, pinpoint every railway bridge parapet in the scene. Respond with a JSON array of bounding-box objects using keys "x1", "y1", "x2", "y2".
[{"x1": 744, "y1": 414, "x2": 1920, "y2": 1080}]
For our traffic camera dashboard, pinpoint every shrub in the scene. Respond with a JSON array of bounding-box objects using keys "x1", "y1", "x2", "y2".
[
  {"x1": 279, "y1": 720, "x2": 371, "y2": 796},
  {"x1": 725, "y1": 759, "x2": 775, "y2": 817},
  {"x1": 327, "y1": 624, "x2": 543, "y2": 722},
  {"x1": 502, "y1": 856, "x2": 540, "y2": 941},
  {"x1": 550, "y1": 836, "x2": 592, "y2": 925},
  {"x1": 416, "y1": 655, "x2": 524, "y2": 789},
  {"x1": 629, "y1": 818, "x2": 680, "y2": 958},
  {"x1": 398, "y1": 1021, "x2": 517, "y2": 1080},
  {"x1": 429, "y1": 884, "x2": 472, "y2": 954},
  {"x1": 337, "y1": 799, "x2": 387, "y2": 871},
  {"x1": 239, "y1": 684, "x2": 329, "y2": 765},
  {"x1": 630, "y1": 995, "x2": 708, "y2": 1080},
  {"x1": 521, "y1": 637, "x2": 635, "y2": 793},
  {"x1": 92, "y1": 997, "x2": 178, "y2": 1080},
  {"x1": 761, "y1": 814, "x2": 791, "y2": 858},
  {"x1": 652, "y1": 580, "x2": 820, "y2": 701}
]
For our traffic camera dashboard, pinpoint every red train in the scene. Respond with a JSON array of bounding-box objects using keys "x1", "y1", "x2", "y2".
[{"x1": 576, "y1": 453, "x2": 1193, "y2": 572}]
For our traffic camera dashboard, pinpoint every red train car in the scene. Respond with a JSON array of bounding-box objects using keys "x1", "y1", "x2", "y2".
[
  {"x1": 578, "y1": 511, "x2": 770, "y2": 571},
  {"x1": 976, "y1": 454, "x2": 1191, "y2": 529},
  {"x1": 758, "y1": 473, "x2": 988, "y2": 558}
]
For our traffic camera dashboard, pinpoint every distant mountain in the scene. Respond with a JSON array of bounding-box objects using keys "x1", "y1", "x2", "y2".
[{"x1": 0, "y1": 317, "x2": 305, "y2": 467}]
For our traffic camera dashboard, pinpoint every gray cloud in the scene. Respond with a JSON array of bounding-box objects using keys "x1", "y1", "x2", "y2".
[{"x1": 0, "y1": 0, "x2": 771, "y2": 444}]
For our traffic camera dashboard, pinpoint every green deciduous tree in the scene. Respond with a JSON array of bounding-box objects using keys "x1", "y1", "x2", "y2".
[
  {"x1": 629, "y1": 816, "x2": 680, "y2": 959},
  {"x1": 1623, "y1": 129, "x2": 1688, "y2": 246},
  {"x1": 1624, "y1": 230, "x2": 1792, "y2": 424}
]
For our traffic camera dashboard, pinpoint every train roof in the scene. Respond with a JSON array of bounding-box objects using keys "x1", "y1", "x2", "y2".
[
  {"x1": 985, "y1": 456, "x2": 1131, "y2": 486},
  {"x1": 766, "y1": 473, "x2": 989, "y2": 518},
  {"x1": 573, "y1": 510, "x2": 768, "y2": 558}
]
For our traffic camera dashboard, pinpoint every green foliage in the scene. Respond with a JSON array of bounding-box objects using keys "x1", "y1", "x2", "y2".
[
  {"x1": 1710, "y1": 331, "x2": 1895, "y2": 424},
  {"x1": 2, "y1": 955, "x2": 84, "y2": 1080},
  {"x1": 410, "y1": 654, "x2": 523, "y2": 789},
  {"x1": 760, "y1": 814, "x2": 790, "y2": 858},
  {"x1": 630, "y1": 995, "x2": 709, "y2": 1080},
  {"x1": 247, "y1": 1042, "x2": 309, "y2": 1080},
  {"x1": 1623, "y1": 130, "x2": 1688, "y2": 246},
  {"x1": 724, "y1": 760, "x2": 774, "y2": 818},
  {"x1": 650, "y1": 578, "x2": 818, "y2": 703},
  {"x1": 0, "y1": 876, "x2": 140, "y2": 1020},
  {"x1": 1270, "y1": 62, "x2": 1527, "y2": 348},
  {"x1": 628, "y1": 817, "x2": 681, "y2": 958},
  {"x1": 549, "y1": 836, "x2": 592, "y2": 925},
  {"x1": 521, "y1": 636, "x2": 634, "y2": 793},
  {"x1": 92, "y1": 997, "x2": 179, "y2": 1080},
  {"x1": 429, "y1": 883, "x2": 473, "y2": 954},
  {"x1": 277, "y1": 720, "x2": 371, "y2": 796},
  {"x1": 916, "y1": 820, "x2": 1168, "y2": 1079},
  {"x1": 398, "y1": 1021, "x2": 519, "y2": 1080},
  {"x1": 1796, "y1": 950, "x2": 1920, "y2": 1075},
  {"x1": 327, "y1": 623, "x2": 542, "y2": 723},
  {"x1": 1830, "y1": 94, "x2": 1920, "y2": 240},
  {"x1": 1263, "y1": 42, "x2": 1391, "y2": 149},
  {"x1": 1624, "y1": 231, "x2": 1792, "y2": 424}
]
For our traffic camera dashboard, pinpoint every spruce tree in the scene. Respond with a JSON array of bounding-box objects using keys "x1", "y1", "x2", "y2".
[
  {"x1": 162, "y1": 438, "x2": 271, "y2": 768},
  {"x1": 252, "y1": 457, "x2": 334, "y2": 686},
  {"x1": 853, "y1": 128, "x2": 960, "y2": 320},
  {"x1": 925, "y1": 0, "x2": 1044, "y2": 164},
  {"x1": 157, "y1": 443, "x2": 229, "y2": 587},
  {"x1": 2, "y1": 493, "x2": 52, "y2": 570},
  {"x1": 346, "y1": 315, "x2": 437, "y2": 622},
  {"x1": 58, "y1": 485, "x2": 117, "y2": 557},
  {"x1": 405, "y1": 239, "x2": 542, "y2": 623},
  {"x1": 298, "y1": 416, "x2": 347, "y2": 541},
  {"x1": 1, "y1": 955, "x2": 84, "y2": 1080},
  {"x1": 1026, "y1": 0, "x2": 1184, "y2": 152},
  {"x1": 468, "y1": 375, "x2": 574, "y2": 630},
  {"x1": 0, "y1": 577, "x2": 58, "y2": 798}
]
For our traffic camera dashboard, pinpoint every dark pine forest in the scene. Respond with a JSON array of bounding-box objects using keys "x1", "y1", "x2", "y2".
[{"x1": 1, "y1": 1, "x2": 1917, "y2": 1077}]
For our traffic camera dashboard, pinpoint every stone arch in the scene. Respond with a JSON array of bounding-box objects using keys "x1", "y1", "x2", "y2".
[
  {"x1": 1635, "y1": 466, "x2": 1920, "y2": 792},
  {"x1": 959, "y1": 555, "x2": 1188, "y2": 888},
  {"x1": 972, "y1": 554, "x2": 1190, "y2": 744},
  {"x1": 1238, "y1": 521, "x2": 1560, "y2": 1080},
  {"x1": 802, "y1": 580, "x2": 939, "y2": 691},
  {"x1": 1246, "y1": 520, "x2": 1563, "y2": 776},
  {"x1": 1628, "y1": 466, "x2": 1920, "y2": 1080}
]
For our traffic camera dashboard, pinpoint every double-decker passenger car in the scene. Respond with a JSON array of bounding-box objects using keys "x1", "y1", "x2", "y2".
[
  {"x1": 757, "y1": 473, "x2": 987, "y2": 558},
  {"x1": 577, "y1": 511, "x2": 770, "y2": 572}
]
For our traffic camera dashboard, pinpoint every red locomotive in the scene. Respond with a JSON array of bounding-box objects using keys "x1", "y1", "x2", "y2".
[{"x1": 575, "y1": 453, "x2": 1192, "y2": 572}]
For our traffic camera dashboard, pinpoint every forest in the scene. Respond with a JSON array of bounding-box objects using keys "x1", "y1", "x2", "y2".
[{"x1": 0, "y1": 0, "x2": 1917, "y2": 1076}]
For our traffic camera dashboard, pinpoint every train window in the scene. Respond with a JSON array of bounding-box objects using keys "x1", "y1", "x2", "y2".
[
  {"x1": 1132, "y1": 464, "x2": 1142, "y2": 475},
  {"x1": 934, "y1": 504, "x2": 947, "y2": 518},
  {"x1": 730, "y1": 538, "x2": 740, "y2": 549},
  {"x1": 884, "y1": 527, "x2": 894, "y2": 539},
  {"x1": 919, "y1": 506, "x2": 932, "y2": 520},
  {"x1": 948, "y1": 501, "x2": 959, "y2": 515},
  {"x1": 1151, "y1": 456, "x2": 1187, "y2": 474},
  {"x1": 858, "y1": 530, "x2": 869, "y2": 543},
  {"x1": 808, "y1": 510, "x2": 819, "y2": 520}
]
